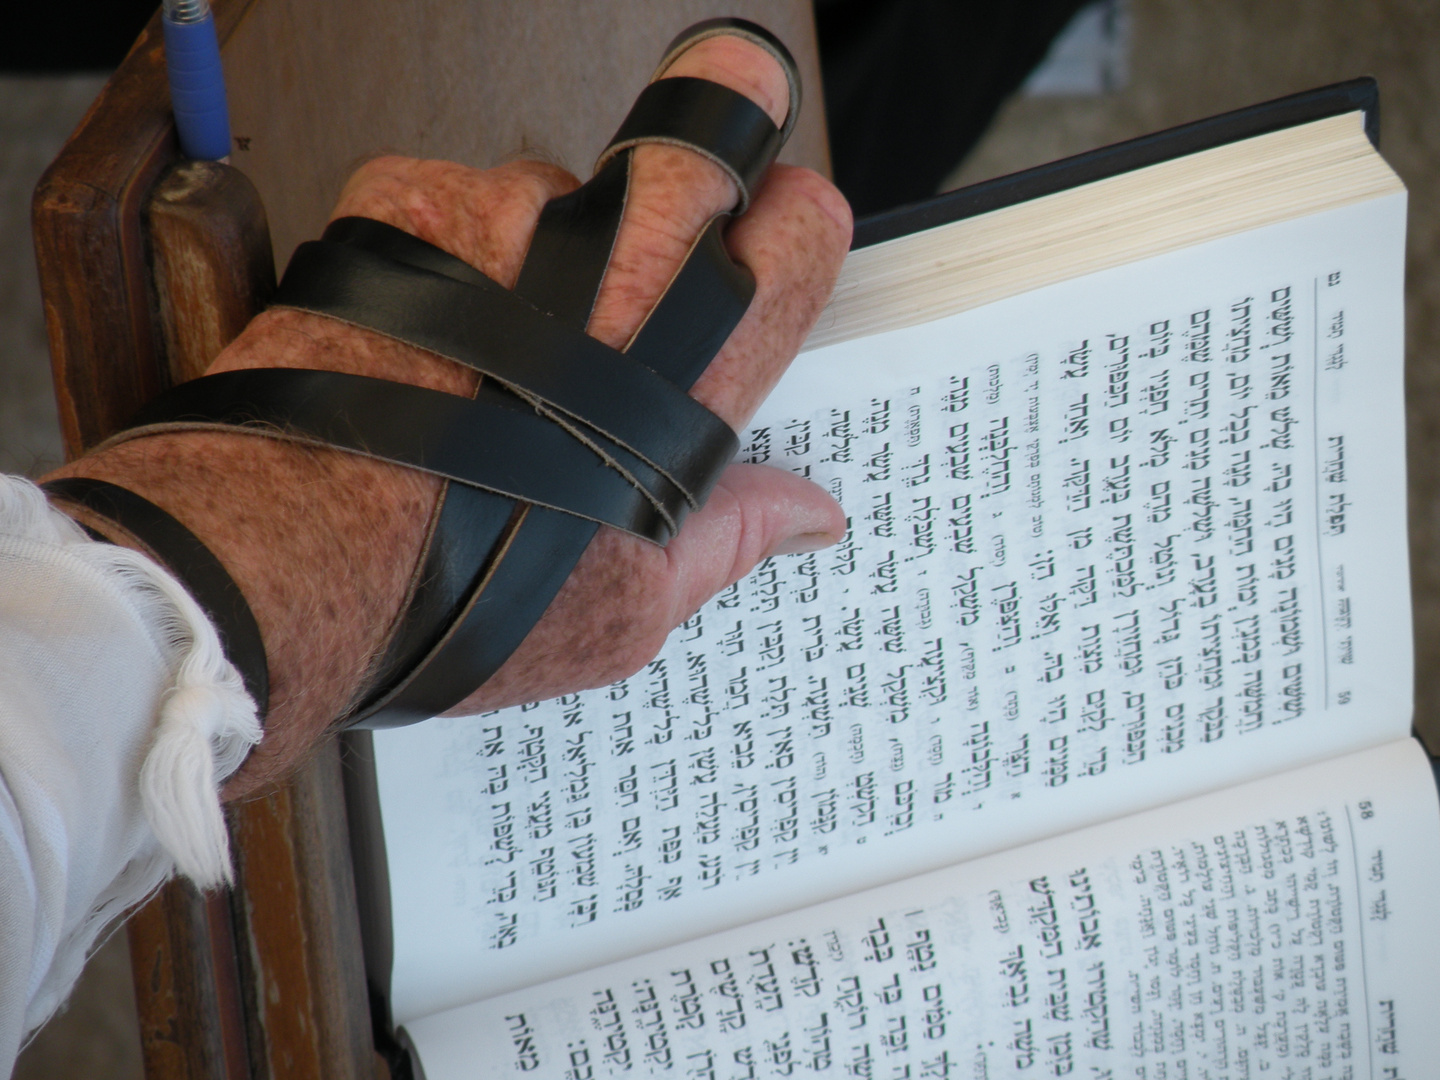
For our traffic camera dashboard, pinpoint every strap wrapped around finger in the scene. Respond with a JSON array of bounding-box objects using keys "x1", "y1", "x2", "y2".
[{"x1": 597, "y1": 78, "x2": 782, "y2": 213}]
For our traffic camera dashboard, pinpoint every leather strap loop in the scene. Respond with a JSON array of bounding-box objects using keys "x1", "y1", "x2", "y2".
[
  {"x1": 41, "y1": 477, "x2": 270, "y2": 719},
  {"x1": 596, "y1": 77, "x2": 781, "y2": 211},
  {"x1": 649, "y1": 17, "x2": 801, "y2": 149}
]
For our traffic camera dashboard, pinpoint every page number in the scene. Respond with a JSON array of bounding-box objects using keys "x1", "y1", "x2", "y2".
[{"x1": 1359, "y1": 800, "x2": 1375, "y2": 820}]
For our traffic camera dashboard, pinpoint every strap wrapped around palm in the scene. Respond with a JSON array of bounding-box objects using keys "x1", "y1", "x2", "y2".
[{"x1": 86, "y1": 18, "x2": 801, "y2": 728}]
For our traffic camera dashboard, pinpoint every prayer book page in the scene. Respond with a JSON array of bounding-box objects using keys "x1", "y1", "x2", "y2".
[
  {"x1": 404, "y1": 737, "x2": 1440, "y2": 1079},
  {"x1": 373, "y1": 190, "x2": 1410, "y2": 1023}
]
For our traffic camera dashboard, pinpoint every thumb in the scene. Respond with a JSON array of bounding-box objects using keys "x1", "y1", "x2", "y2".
[{"x1": 666, "y1": 462, "x2": 848, "y2": 620}]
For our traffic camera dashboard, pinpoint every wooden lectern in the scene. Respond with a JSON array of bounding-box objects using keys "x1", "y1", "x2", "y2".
[{"x1": 31, "y1": 2, "x2": 829, "y2": 1075}]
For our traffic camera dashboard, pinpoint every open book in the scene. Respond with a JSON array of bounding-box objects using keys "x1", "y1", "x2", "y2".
[{"x1": 343, "y1": 80, "x2": 1440, "y2": 1077}]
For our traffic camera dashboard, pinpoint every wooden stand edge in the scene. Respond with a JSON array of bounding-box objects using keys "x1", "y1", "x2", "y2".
[{"x1": 32, "y1": 6, "x2": 379, "y2": 1074}]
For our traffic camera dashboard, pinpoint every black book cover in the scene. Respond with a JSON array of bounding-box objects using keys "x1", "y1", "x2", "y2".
[{"x1": 853, "y1": 77, "x2": 1379, "y2": 250}]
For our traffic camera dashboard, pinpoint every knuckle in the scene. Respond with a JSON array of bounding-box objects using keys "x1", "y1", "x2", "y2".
[{"x1": 489, "y1": 158, "x2": 581, "y2": 204}]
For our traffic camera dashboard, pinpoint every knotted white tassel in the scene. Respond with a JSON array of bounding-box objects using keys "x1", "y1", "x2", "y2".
[
  {"x1": 140, "y1": 670, "x2": 256, "y2": 887},
  {"x1": 106, "y1": 540, "x2": 262, "y2": 889},
  {"x1": 7, "y1": 475, "x2": 263, "y2": 886}
]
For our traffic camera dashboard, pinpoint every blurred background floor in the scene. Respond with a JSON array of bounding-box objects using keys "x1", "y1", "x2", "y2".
[
  {"x1": 2, "y1": 1, "x2": 1436, "y2": 1076},
  {"x1": 0, "y1": 74, "x2": 95, "y2": 480}
]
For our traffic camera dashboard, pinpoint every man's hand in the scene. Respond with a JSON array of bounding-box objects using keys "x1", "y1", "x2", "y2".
[{"x1": 45, "y1": 34, "x2": 852, "y2": 798}]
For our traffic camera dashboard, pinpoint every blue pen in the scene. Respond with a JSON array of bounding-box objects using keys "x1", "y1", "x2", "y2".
[{"x1": 161, "y1": 0, "x2": 232, "y2": 161}]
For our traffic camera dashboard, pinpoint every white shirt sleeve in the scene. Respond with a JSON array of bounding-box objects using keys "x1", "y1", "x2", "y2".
[{"x1": 0, "y1": 475, "x2": 260, "y2": 1070}]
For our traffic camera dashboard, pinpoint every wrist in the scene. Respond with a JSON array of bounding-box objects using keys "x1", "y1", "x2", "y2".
[{"x1": 43, "y1": 307, "x2": 466, "y2": 798}]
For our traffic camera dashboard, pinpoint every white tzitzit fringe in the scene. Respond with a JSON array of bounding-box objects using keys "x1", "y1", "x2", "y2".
[
  {"x1": 125, "y1": 565, "x2": 262, "y2": 887},
  {"x1": 3, "y1": 476, "x2": 262, "y2": 887}
]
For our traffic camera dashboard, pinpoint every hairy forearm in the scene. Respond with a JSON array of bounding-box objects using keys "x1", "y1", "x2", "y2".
[
  {"x1": 44, "y1": 155, "x2": 590, "y2": 797},
  {"x1": 45, "y1": 308, "x2": 460, "y2": 796}
]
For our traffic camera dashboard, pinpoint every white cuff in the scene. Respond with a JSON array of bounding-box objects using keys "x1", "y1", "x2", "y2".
[{"x1": 0, "y1": 474, "x2": 261, "y2": 1036}]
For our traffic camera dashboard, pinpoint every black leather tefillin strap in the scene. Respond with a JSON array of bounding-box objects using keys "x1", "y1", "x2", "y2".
[{"x1": 80, "y1": 18, "x2": 800, "y2": 729}]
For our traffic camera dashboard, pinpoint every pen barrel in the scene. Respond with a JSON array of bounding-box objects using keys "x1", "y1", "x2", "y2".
[{"x1": 163, "y1": 12, "x2": 232, "y2": 161}]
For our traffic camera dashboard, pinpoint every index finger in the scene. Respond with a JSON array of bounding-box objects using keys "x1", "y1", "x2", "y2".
[{"x1": 583, "y1": 33, "x2": 852, "y2": 429}]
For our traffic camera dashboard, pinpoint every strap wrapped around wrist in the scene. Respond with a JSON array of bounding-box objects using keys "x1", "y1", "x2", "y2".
[{"x1": 41, "y1": 476, "x2": 270, "y2": 721}]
